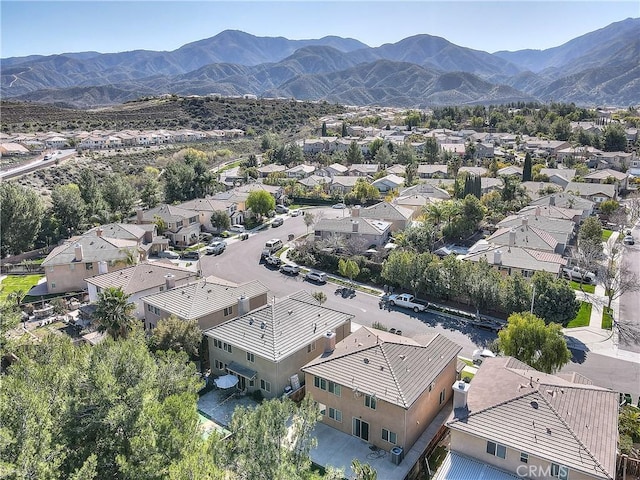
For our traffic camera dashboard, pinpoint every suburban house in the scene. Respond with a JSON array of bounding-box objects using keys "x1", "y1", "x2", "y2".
[
  {"x1": 495, "y1": 215, "x2": 576, "y2": 252},
  {"x1": 539, "y1": 168, "x2": 577, "y2": 189},
  {"x1": 177, "y1": 197, "x2": 242, "y2": 232},
  {"x1": 588, "y1": 151, "x2": 635, "y2": 170},
  {"x1": 86, "y1": 222, "x2": 167, "y2": 256},
  {"x1": 459, "y1": 166, "x2": 488, "y2": 177},
  {"x1": 371, "y1": 174, "x2": 404, "y2": 193},
  {"x1": 417, "y1": 164, "x2": 449, "y2": 179},
  {"x1": 302, "y1": 326, "x2": 461, "y2": 452},
  {"x1": 86, "y1": 261, "x2": 197, "y2": 319},
  {"x1": 329, "y1": 176, "x2": 361, "y2": 195},
  {"x1": 205, "y1": 290, "x2": 353, "y2": 398},
  {"x1": 519, "y1": 181, "x2": 562, "y2": 201},
  {"x1": 497, "y1": 166, "x2": 522, "y2": 178},
  {"x1": 42, "y1": 231, "x2": 142, "y2": 294},
  {"x1": 564, "y1": 182, "x2": 617, "y2": 206},
  {"x1": 480, "y1": 177, "x2": 504, "y2": 195},
  {"x1": 352, "y1": 201, "x2": 415, "y2": 232},
  {"x1": 286, "y1": 164, "x2": 316, "y2": 179},
  {"x1": 322, "y1": 163, "x2": 349, "y2": 177},
  {"x1": 348, "y1": 163, "x2": 379, "y2": 177},
  {"x1": 474, "y1": 143, "x2": 495, "y2": 159},
  {"x1": 142, "y1": 277, "x2": 269, "y2": 331},
  {"x1": 518, "y1": 204, "x2": 583, "y2": 225},
  {"x1": 484, "y1": 221, "x2": 563, "y2": 254},
  {"x1": 135, "y1": 205, "x2": 201, "y2": 247},
  {"x1": 399, "y1": 183, "x2": 451, "y2": 201},
  {"x1": 386, "y1": 164, "x2": 406, "y2": 176},
  {"x1": 582, "y1": 168, "x2": 629, "y2": 194},
  {"x1": 530, "y1": 194, "x2": 594, "y2": 220},
  {"x1": 314, "y1": 217, "x2": 392, "y2": 248},
  {"x1": 297, "y1": 175, "x2": 331, "y2": 190},
  {"x1": 557, "y1": 146, "x2": 603, "y2": 163},
  {"x1": 444, "y1": 356, "x2": 617, "y2": 480},
  {"x1": 257, "y1": 164, "x2": 286, "y2": 178},
  {"x1": 460, "y1": 241, "x2": 566, "y2": 278}
]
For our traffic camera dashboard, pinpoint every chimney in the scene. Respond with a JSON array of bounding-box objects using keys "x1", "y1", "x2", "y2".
[
  {"x1": 324, "y1": 331, "x2": 337, "y2": 354},
  {"x1": 352, "y1": 220, "x2": 359, "y2": 233},
  {"x1": 164, "y1": 274, "x2": 176, "y2": 291},
  {"x1": 237, "y1": 295, "x2": 250, "y2": 317},
  {"x1": 351, "y1": 206, "x2": 360, "y2": 217},
  {"x1": 452, "y1": 380, "x2": 471, "y2": 413},
  {"x1": 493, "y1": 249, "x2": 502, "y2": 265},
  {"x1": 74, "y1": 243, "x2": 83, "y2": 262},
  {"x1": 549, "y1": 195, "x2": 555, "y2": 206},
  {"x1": 96, "y1": 227, "x2": 103, "y2": 237},
  {"x1": 535, "y1": 206, "x2": 541, "y2": 217},
  {"x1": 521, "y1": 217, "x2": 528, "y2": 228},
  {"x1": 136, "y1": 208, "x2": 144, "y2": 224},
  {"x1": 509, "y1": 229, "x2": 516, "y2": 247},
  {"x1": 98, "y1": 261, "x2": 108, "y2": 274}
]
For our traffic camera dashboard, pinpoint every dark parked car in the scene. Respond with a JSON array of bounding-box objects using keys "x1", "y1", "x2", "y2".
[
  {"x1": 271, "y1": 217, "x2": 284, "y2": 228},
  {"x1": 180, "y1": 250, "x2": 201, "y2": 260}
]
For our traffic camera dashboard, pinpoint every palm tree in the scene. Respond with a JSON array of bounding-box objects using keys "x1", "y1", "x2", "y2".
[
  {"x1": 94, "y1": 287, "x2": 137, "y2": 340},
  {"x1": 424, "y1": 203, "x2": 445, "y2": 229}
]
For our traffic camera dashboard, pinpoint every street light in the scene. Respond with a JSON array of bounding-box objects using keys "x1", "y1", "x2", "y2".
[{"x1": 530, "y1": 284, "x2": 536, "y2": 314}]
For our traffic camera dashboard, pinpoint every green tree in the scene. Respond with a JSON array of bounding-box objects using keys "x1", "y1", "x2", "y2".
[
  {"x1": 303, "y1": 212, "x2": 315, "y2": 233},
  {"x1": 396, "y1": 144, "x2": 416, "y2": 166},
  {"x1": 341, "y1": 122, "x2": 348, "y2": 137},
  {"x1": 338, "y1": 258, "x2": 360, "y2": 286},
  {"x1": 374, "y1": 146, "x2": 391, "y2": 165},
  {"x1": 346, "y1": 140, "x2": 364, "y2": 164},
  {"x1": 500, "y1": 273, "x2": 532, "y2": 315},
  {"x1": 164, "y1": 160, "x2": 196, "y2": 203},
  {"x1": 94, "y1": 286, "x2": 138, "y2": 340},
  {"x1": 351, "y1": 459, "x2": 378, "y2": 480},
  {"x1": 497, "y1": 312, "x2": 571, "y2": 374},
  {"x1": 51, "y1": 183, "x2": 87, "y2": 236},
  {"x1": 149, "y1": 315, "x2": 202, "y2": 358},
  {"x1": 349, "y1": 178, "x2": 379, "y2": 204},
  {"x1": 102, "y1": 174, "x2": 136, "y2": 219},
  {"x1": 577, "y1": 216, "x2": 603, "y2": 260},
  {"x1": 522, "y1": 152, "x2": 532, "y2": 182},
  {"x1": 210, "y1": 210, "x2": 231, "y2": 232},
  {"x1": 0, "y1": 182, "x2": 44, "y2": 257},
  {"x1": 369, "y1": 137, "x2": 384, "y2": 159},
  {"x1": 423, "y1": 137, "x2": 439, "y2": 163},
  {"x1": 246, "y1": 190, "x2": 276, "y2": 219},
  {"x1": 140, "y1": 171, "x2": 162, "y2": 208},
  {"x1": 619, "y1": 405, "x2": 640, "y2": 455},
  {"x1": 78, "y1": 168, "x2": 104, "y2": 217},
  {"x1": 464, "y1": 259, "x2": 502, "y2": 315},
  {"x1": 312, "y1": 291, "x2": 327, "y2": 306},
  {"x1": 602, "y1": 123, "x2": 627, "y2": 152},
  {"x1": 531, "y1": 271, "x2": 580, "y2": 326},
  {"x1": 321, "y1": 122, "x2": 327, "y2": 137},
  {"x1": 598, "y1": 199, "x2": 619, "y2": 219}
]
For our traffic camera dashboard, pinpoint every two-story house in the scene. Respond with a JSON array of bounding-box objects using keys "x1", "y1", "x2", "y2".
[
  {"x1": 314, "y1": 217, "x2": 392, "y2": 248},
  {"x1": 352, "y1": 201, "x2": 415, "y2": 232},
  {"x1": 582, "y1": 168, "x2": 629, "y2": 195},
  {"x1": 177, "y1": 197, "x2": 242, "y2": 232},
  {"x1": 417, "y1": 164, "x2": 449, "y2": 179},
  {"x1": 564, "y1": 182, "x2": 617, "y2": 207},
  {"x1": 496, "y1": 215, "x2": 576, "y2": 253},
  {"x1": 136, "y1": 205, "x2": 201, "y2": 247},
  {"x1": 205, "y1": 290, "x2": 353, "y2": 397},
  {"x1": 483, "y1": 221, "x2": 563, "y2": 254},
  {"x1": 530, "y1": 193, "x2": 594, "y2": 220},
  {"x1": 303, "y1": 327, "x2": 461, "y2": 452}
]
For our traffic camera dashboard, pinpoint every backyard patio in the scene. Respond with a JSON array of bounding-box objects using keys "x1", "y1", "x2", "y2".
[{"x1": 198, "y1": 385, "x2": 258, "y2": 428}]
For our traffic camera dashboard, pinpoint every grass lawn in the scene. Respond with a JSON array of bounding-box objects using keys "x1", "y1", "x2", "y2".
[
  {"x1": 569, "y1": 280, "x2": 596, "y2": 294},
  {"x1": 566, "y1": 302, "x2": 592, "y2": 328},
  {"x1": 602, "y1": 307, "x2": 613, "y2": 330},
  {"x1": 602, "y1": 229, "x2": 613, "y2": 241},
  {"x1": 0, "y1": 275, "x2": 44, "y2": 302},
  {"x1": 459, "y1": 357, "x2": 474, "y2": 368}
]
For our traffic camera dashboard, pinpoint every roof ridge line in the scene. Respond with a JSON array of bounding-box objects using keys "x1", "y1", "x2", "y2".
[
  {"x1": 448, "y1": 390, "x2": 538, "y2": 425},
  {"x1": 379, "y1": 344, "x2": 408, "y2": 408}
]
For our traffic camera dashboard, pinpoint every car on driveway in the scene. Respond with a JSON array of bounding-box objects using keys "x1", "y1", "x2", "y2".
[
  {"x1": 206, "y1": 241, "x2": 226, "y2": 255},
  {"x1": 289, "y1": 209, "x2": 302, "y2": 217},
  {"x1": 623, "y1": 235, "x2": 635, "y2": 245},
  {"x1": 332, "y1": 203, "x2": 347, "y2": 209},
  {"x1": 180, "y1": 250, "x2": 201, "y2": 260},
  {"x1": 158, "y1": 250, "x2": 180, "y2": 259},
  {"x1": 264, "y1": 255, "x2": 282, "y2": 267},
  {"x1": 275, "y1": 204, "x2": 289, "y2": 214},
  {"x1": 271, "y1": 217, "x2": 284, "y2": 228},
  {"x1": 280, "y1": 264, "x2": 300, "y2": 275},
  {"x1": 229, "y1": 224, "x2": 245, "y2": 233},
  {"x1": 305, "y1": 271, "x2": 328, "y2": 284}
]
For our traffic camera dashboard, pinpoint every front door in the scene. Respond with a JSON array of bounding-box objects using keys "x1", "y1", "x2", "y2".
[{"x1": 352, "y1": 418, "x2": 369, "y2": 442}]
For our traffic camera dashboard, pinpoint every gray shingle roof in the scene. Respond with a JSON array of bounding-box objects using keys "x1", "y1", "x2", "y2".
[
  {"x1": 143, "y1": 278, "x2": 269, "y2": 320},
  {"x1": 42, "y1": 235, "x2": 138, "y2": 266},
  {"x1": 497, "y1": 214, "x2": 575, "y2": 237},
  {"x1": 140, "y1": 204, "x2": 196, "y2": 223},
  {"x1": 448, "y1": 357, "x2": 617, "y2": 480},
  {"x1": 86, "y1": 223, "x2": 146, "y2": 241},
  {"x1": 462, "y1": 242, "x2": 566, "y2": 273},
  {"x1": 486, "y1": 225, "x2": 559, "y2": 252},
  {"x1": 315, "y1": 217, "x2": 391, "y2": 236},
  {"x1": 565, "y1": 182, "x2": 616, "y2": 198},
  {"x1": 358, "y1": 202, "x2": 413, "y2": 221},
  {"x1": 518, "y1": 204, "x2": 582, "y2": 222},
  {"x1": 86, "y1": 262, "x2": 196, "y2": 293},
  {"x1": 303, "y1": 327, "x2": 461, "y2": 409},
  {"x1": 204, "y1": 290, "x2": 353, "y2": 362},
  {"x1": 531, "y1": 193, "x2": 594, "y2": 212}
]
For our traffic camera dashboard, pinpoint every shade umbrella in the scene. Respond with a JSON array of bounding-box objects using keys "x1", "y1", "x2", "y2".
[{"x1": 215, "y1": 374, "x2": 239, "y2": 389}]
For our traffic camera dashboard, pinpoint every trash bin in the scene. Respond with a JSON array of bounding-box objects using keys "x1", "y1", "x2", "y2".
[
  {"x1": 288, "y1": 233, "x2": 295, "y2": 241},
  {"x1": 390, "y1": 446, "x2": 404, "y2": 465}
]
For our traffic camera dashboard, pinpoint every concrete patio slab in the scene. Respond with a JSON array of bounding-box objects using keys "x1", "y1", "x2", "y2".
[{"x1": 198, "y1": 388, "x2": 258, "y2": 428}]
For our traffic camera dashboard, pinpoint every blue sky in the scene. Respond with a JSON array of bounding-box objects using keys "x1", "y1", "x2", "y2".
[{"x1": 1, "y1": 1, "x2": 638, "y2": 58}]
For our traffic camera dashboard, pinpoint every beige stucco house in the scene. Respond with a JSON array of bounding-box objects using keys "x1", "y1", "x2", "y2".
[
  {"x1": 204, "y1": 290, "x2": 353, "y2": 398},
  {"x1": 314, "y1": 217, "x2": 392, "y2": 248},
  {"x1": 445, "y1": 357, "x2": 618, "y2": 480},
  {"x1": 352, "y1": 201, "x2": 415, "y2": 232},
  {"x1": 303, "y1": 327, "x2": 461, "y2": 453}
]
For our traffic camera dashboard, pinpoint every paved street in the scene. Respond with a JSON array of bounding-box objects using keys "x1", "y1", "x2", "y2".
[
  {"x1": 618, "y1": 220, "x2": 640, "y2": 353},
  {"x1": 198, "y1": 207, "x2": 640, "y2": 397}
]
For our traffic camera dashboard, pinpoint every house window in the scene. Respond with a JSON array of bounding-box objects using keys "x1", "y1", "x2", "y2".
[
  {"x1": 439, "y1": 389, "x2": 446, "y2": 404},
  {"x1": 224, "y1": 306, "x2": 233, "y2": 316},
  {"x1": 382, "y1": 429, "x2": 397, "y2": 445},
  {"x1": 328, "y1": 381, "x2": 341, "y2": 397},
  {"x1": 85, "y1": 263, "x2": 93, "y2": 271},
  {"x1": 551, "y1": 464, "x2": 569, "y2": 480},
  {"x1": 486, "y1": 441, "x2": 506, "y2": 459},
  {"x1": 147, "y1": 304, "x2": 153, "y2": 312},
  {"x1": 249, "y1": 378, "x2": 255, "y2": 387},
  {"x1": 520, "y1": 452, "x2": 528, "y2": 463},
  {"x1": 365, "y1": 394, "x2": 377, "y2": 410},
  {"x1": 176, "y1": 221, "x2": 183, "y2": 228},
  {"x1": 246, "y1": 352, "x2": 255, "y2": 363},
  {"x1": 328, "y1": 408, "x2": 342, "y2": 423},
  {"x1": 51, "y1": 282, "x2": 56, "y2": 288},
  {"x1": 314, "y1": 376, "x2": 327, "y2": 391},
  {"x1": 223, "y1": 342, "x2": 232, "y2": 353},
  {"x1": 260, "y1": 379, "x2": 271, "y2": 393},
  {"x1": 307, "y1": 341, "x2": 316, "y2": 353},
  {"x1": 214, "y1": 339, "x2": 221, "y2": 349}
]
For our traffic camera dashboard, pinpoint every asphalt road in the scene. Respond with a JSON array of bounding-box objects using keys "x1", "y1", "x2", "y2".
[
  {"x1": 199, "y1": 207, "x2": 640, "y2": 397},
  {"x1": 618, "y1": 220, "x2": 640, "y2": 353},
  {"x1": 0, "y1": 149, "x2": 76, "y2": 179}
]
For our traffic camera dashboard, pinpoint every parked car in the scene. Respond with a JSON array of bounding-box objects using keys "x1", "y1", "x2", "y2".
[
  {"x1": 206, "y1": 241, "x2": 226, "y2": 255},
  {"x1": 562, "y1": 265, "x2": 596, "y2": 284},
  {"x1": 305, "y1": 271, "x2": 328, "y2": 284},
  {"x1": 332, "y1": 203, "x2": 347, "y2": 209},
  {"x1": 229, "y1": 224, "x2": 245, "y2": 233},
  {"x1": 271, "y1": 217, "x2": 284, "y2": 227},
  {"x1": 387, "y1": 293, "x2": 428, "y2": 313},
  {"x1": 623, "y1": 235, "x2": 635, "y2": 245},
  {"x1": 275, "y1": 204, "x2": 289, "y2": 214},
  {"x1": 289, "y1": 209, "x2": 302, "y2": 217},
  {"x1": 264, "y1": 255, "x2": 282, "y2": 267},
  {"x1": 280, "y1": 264, "x2": 300, "y2": 275},
  {"x1": 472, "y1": 348, "x2": 496, "y2": 365},
  {"x1": 158, "y1": 250, "x2": 180, "y2": 259},
  {"x1": 180, "y1": 250, "x2": 201, "y2": 260}
]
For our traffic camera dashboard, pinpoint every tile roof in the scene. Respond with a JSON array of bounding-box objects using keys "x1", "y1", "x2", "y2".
[
  {"x1": 565, "y1": 182, "x2": 616, "y2": 198},
  {"x1": 486, "y1": 225, "x2": 559, "y2": 252},
  {"x1": 448, "y1": 357, "x2": 617, "y2": 480},
  {"x1": 140, "y1": 204, "x2": 196, "y2": 223},
  {"x1": 330, "y1": 175, "x2": 361, "y2": 187},
  {"x1": 86, "y1": 223, "x2": 146, "y2": 241},
  {"x1": 358, "y1": 202, "x2": 413, "y2": 221},
  {"x1": 303, "y1": 327, "x2": 461, "y2": 409},
  {"x1": 531, "y1": 193, "x2": 594, "y2": 212},
  {"x1": 540, "y1": 168, "x2": 576, "y2": 181},
  {"x1": 417, "y1": 164, "x2": 448, "y2": 175},
  {"x1": 518, "y1": 204, "x2": 582, "y2": 221},
  {"x1": 204, "y1": 290, "x2": 353, "y2": 362},
  {"x1": 497, "y1": 214, "x2": 575, "y2": 236},
  {"x1": 315, "y1": 217, "x2": 391, "y2": 236},
  {"x1": 462, "y1": 242, "x2": 566, "y2": 273},
  {"x1": 177, "y1": 197, "x2": 235, "y2": 213},
  {"x1": 143, "y1": 278, "x2": 269, "y2": 320},
  {"x1": 42, "y1": 236, "x2": 138, "y2": 266},
  {"x1": 86, "y1": 262, "x2": 196, "y2": 293}
]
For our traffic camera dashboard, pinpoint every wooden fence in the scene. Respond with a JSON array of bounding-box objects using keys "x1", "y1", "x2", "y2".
[{"x1": 618, "y1": 454, "x2": 640, "y2": 480}]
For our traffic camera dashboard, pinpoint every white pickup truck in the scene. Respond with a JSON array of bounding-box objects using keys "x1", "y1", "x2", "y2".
[
  {"x1": 387, "y1": 293, "x2": 428, "y2": 313},
  {"x1": 562, "y1": 266, "x2": 596, "y2": 284}
]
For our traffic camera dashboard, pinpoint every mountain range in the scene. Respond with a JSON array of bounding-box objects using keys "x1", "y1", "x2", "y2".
[{"x1": 1, "y1": 18, "x2": 638, "y2": 108}]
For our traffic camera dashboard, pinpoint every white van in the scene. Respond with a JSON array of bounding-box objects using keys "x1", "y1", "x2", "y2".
[{"x1": 264, "y1": 239, "x2": 283, "y2": 253}]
